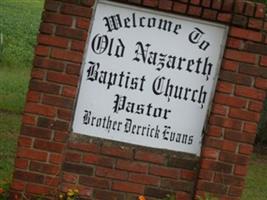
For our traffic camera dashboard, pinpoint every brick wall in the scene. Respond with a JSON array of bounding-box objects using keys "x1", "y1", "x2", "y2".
[{"x1": 10, "y1": 0, "x2": 267, "y2": 200}]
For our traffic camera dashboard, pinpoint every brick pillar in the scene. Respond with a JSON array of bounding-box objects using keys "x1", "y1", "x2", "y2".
[{"x1": 10, "y1": 0, "x2": 267, "y2": 200}]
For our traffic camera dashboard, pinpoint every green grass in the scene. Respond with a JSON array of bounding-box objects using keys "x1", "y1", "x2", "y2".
[
  {"x1": 0, "y1": 67, "x2": 30, "y2": 113},
  {"x1": 242, "y1": 154, "x2": 267, "y2": 200},
  {"x1": 0, "y1": 113, "x2": 21, "y2": 182},
  {"x1": 0, "y1": 0, "x2": 44, "y2": 68},
  {"x1": 0, "y1": 0, "x2": 44, "y2": 197}
]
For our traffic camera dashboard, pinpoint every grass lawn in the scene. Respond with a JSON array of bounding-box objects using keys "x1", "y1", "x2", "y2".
[{"x1": 242, "y1": 154, "x2": 267, "y2": 200}]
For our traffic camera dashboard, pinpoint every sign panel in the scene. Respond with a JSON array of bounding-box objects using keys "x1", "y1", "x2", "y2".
[{"x1": 72, "y1": 0, "x2": 228, "y2": 155}]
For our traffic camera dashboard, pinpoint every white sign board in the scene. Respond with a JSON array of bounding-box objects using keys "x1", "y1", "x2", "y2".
[{"x1": 72, "y1": 0, "x2": 228, "y2": 155}]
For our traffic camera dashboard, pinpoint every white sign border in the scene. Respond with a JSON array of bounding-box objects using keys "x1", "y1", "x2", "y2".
[{"x1": 71, "y1": 0, "x2": 229, "y2": 156}]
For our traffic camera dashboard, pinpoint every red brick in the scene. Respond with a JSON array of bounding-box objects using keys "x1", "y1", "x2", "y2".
[
  {"x1": 248, "y1": 101, "x2": 264, "y2": 112},
  {"x1": 180, "y1": 169, "x2": 196, "y2": 181},
  {"x1": 34, "y1": 140, "x2": 65, "y2": 153},
  {"x1": 135, "y1": 150, "x2": 165, "y2": 164},
  {"x1": 255, "y1": 78, "x2": 267, "y2": 89},
  {"x1": 83, "y1": 153, "x2": 115, "y2": 168},
  {"x1": 11, "y1": 180, "x2": 25, "y2": 191},
  {"x1": 248, "y1": 18, "x2": 263, "y2": 30},
  {"x1": 235, "y1": 85, "x2": 266, "y2": 100},
  {"x1": 45, "y1": 176, "x2": 60, "y2": 187},
  {"x1": 188, "y1": 6, "x2": 202, "y2": 16},
  {"x1": 211, "y1": 104, "x2": 227, "y2": 116},
  {"x1": 209, "y1": 116, "x2": 242, "y2": 130},
  {"x1": 56, "y1": 25, "x2": 87, "y2": 40},
  {"x1": 62, "y1": 162, "x2": 93, "y2": 176},
  {"x1": 229, "y1": 108, "x2": 260, "y2": 122},
  {"x1": 112, "y1": 181, "x2": 144, "y2": 194},
  {"x1": 15, "y1": 159, "x2": 29, "y2": 170},
  {"x1": 161, "y1": 179, "x2": 193, "y2": 192},
  {"x1": 202, "y1": 147, "x2": 219, "y2": 159},
  {"x1": 14, "y1": 170, "x2": 44, "y2": 184},
  {"x1": 212, "y1": 0, "x2": 222, "y2": 9},
  {"x1": 29, "y1": 80, "x2": 60, "y2": 95},
  {"x1": 66, "y1": 63, "x2": 81, "y2": 75},
  {"x1": 40, "y1": 22, "x2": 54, "y2": 34},
  {"x1": 243, "y1": 122, "x2": 257, "y2": 133},
  {"x1": 234, "y1": 0, "x2": 245, "y2": 14},
  {"x1": 30, "y1": 161, "x2": 60, "y2": 175},
  {"x1": 216, "y1": 81, "x2": 234, "y2": 94},
  {"x1": 222, "y1": 59, "x2": 239, "y2": 72},
  {"x1": 68, "y1": 142, "x2": 99, "y2": 153},
  {"x1": 35, "y1": 45, "x2": 50, "y2": 57},
  {"x1": 57, "y1": 109, "x2": 72, "y2": 121},
  {"x1": 49, "y1": 153, "x2": 64, "y2": 164},
  {"x1": 43, "y1": 12, "x2": 73, "y2": 26},
  {"x1": 227, "y1": 37, "x2": 243, "y2": 49},
  {"x1": 22, "y1": 114, "x2": 36, "y2": 126},
  {"x1": 220, "y1": 152, "x2": 249, "y2": 165},
  {"x1": 17, "y1": 148, "x2": 48, "y2": 162},
  {"x1": 27, "y1": 91, "x2": 41, "y2": 103},
  {"x1": 71, "y1": 40, "x2": 85, "y2": 52},
  {"x1": 65, "y1": 152, "x2": 82, "y2": 163},
  {"x1": 26, "y1": 184, "x2": 50, "y2": 195},
  {"x1": 234, "y1": 165, "x2": 248, "y2": 176},
  {"x1": 173, "y1": 2, "x2": 187, "y2": 13},
  {"x1": 63, "y1": 173, "x2": 78, "y2": 184},
  {"x1": 149, "y1": 165, "x2": 179, "y2": 179},
  {"x1": 222, "y1": 0, "x2": 234, "y2": 12},
  {"x1": 229, "y1": 27, "x2": 262, "y2": 42},
  {"x1": 206, "y1": 126, "x2": 223, "y2": 137},
  {"x1": 24, "y1": 102, "x2": 56, "y2": 117},
  {"x1": 61, "y1": 3, "x2": 92, "y2": 17},
  {"x1": 204, "y1": 137, "x2": 223, "y2": 149},
  {"x1": 197, "y1": 181, "x2": 227, "y2": 194},
  {"x1": 158, "y1": 0, "x2": 172, "y2": 10},
  {"x1": 53, "y1": 131, "x2": 68, "y2": 143},
  {"x1": 222, "y1": 140, "x2": 237, "y2": 152},
  {"x1": 129, "y1": 173, "x2": 160, "y2": 185},
  {"x1": 38, "y1": 34, "x2": 69, "y2": 48},
  {"x1": 45, "y1": 0, "x2": 61, "y2": 12},
  {"x1": 214, "y1": 93, "x2": 247, "y2": 108},
  {"x1": 202, "y1": 0, "x2": 211, "y2": 7},
  {"x1": 79, "y1": 176, "x2": 110, "y2": 189},
  {"x1": 244, "y1": 1, "x2": 255, "y2": 16},
  {"x1": 202, "y1": 9, "x2": 217, "y2": 21},
  {"x1": 229, "y1": 186, "x2": 243, "y2": 197},
  {"x1": 94, "y1": 190, "x2": 124, "y2": 200},
  {"x1": 21, "y1": 126, "x2": 52, "y2": 140},
  {"x1": 224, "y1": 49, "x2": 257, "y2": 64},
  {"x1": 143, "y1": 0, "x2": 158, "y2": 8},
  {"x1": 217, "y1": 13, "x2": 232, "y2": 23},
  {"x1": 260, "y1": 55, "x2": 267, "y2": 67},
  {"x1": 239, "y1": 144, "x2": 253, "y2": 155},
  {"x1": 214, "y1": 173, "x2": 244, "y2": 186},
  {"x1": 255, "y1": 3, "x2": 266, "y2": 18},
  {"x1": 43, "y1": 95, "x2": 74, "y2": 109},
  {"x1": 76, "y1": 17, "x2": 90, "y2": 30},
  {"x1": 224, "y1": 129, "x2": 256, "y2": 144},
  {"x1": 101, "y1": 145, "x2": 133, "y2": 159},
  {"x1": 96, "y1": 167, "x2": 128, "y2": 180},
  {"x1": 51, "y1": 48, "x2": 83, "y2": 63},
  {"x1": 47, "y1": 71, "x2": 78, "y2": 86},
  {"x1": 18, "y1": 136, "x2": 32, "y2": 148},
  {"x1": 198, "y1": 169, "x2": 213, "y2": 181},
  {"x1": 116, "y1": 160, "x2": 148, "y2": 174},
  {"x1": 191, "y1": 0, "x2": 200, "y2": 5},
  {"x1": 31, "y1": 69, "x2": 45, "y2": 80},
  {"x1": 34, "y1": 57, "x2": 65, "y2": 72},
  {"x1": 62, "y1": 86, "x2": 77, "y2": 98}
]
